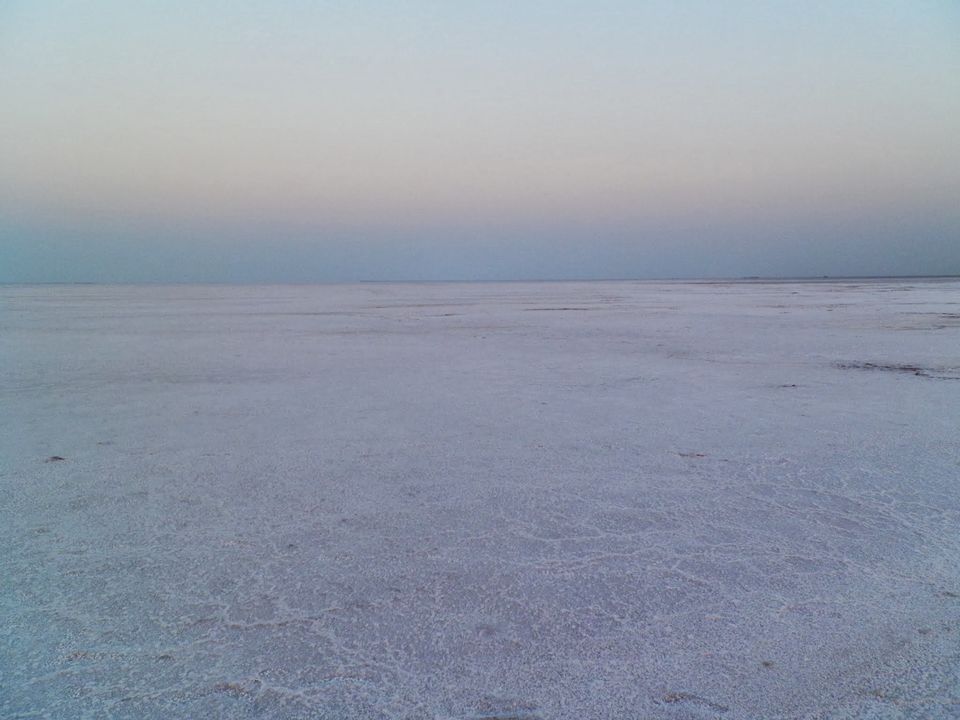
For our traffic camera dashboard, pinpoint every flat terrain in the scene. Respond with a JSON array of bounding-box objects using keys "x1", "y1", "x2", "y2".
[{"x1": 2, "y1": 280, "x2": 959, "y2": 719}]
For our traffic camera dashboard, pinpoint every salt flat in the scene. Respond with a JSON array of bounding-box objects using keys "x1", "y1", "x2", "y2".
[{"x1": 1, "y1": 280, "x2": 959, "y2": 719}]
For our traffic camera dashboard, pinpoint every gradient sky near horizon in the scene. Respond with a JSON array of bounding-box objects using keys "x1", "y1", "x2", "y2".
[{"x1": 1, "y1": 1, "x2": 958, "y2": 282}]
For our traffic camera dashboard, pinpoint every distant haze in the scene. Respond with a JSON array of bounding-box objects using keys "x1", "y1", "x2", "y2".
[{"x1": 2, "y1": 1, "x2": 958, "y2": 282}]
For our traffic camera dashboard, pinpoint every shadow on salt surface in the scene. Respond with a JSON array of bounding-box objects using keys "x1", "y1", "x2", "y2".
[
  {"x1": 659, "y1": 690, "x2": 730, "y2": 714},
  {"x1": 887, "y1": 312, "x2": 960, "y2": 331},
  {"x1": 834, "y1": 362, "x2": 960, "y2": 380},
  {"x1": 464, "y1": 702, "x2": 542, "y2": 720}
]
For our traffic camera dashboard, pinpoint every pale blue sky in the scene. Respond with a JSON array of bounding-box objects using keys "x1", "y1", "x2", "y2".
[{"x1": 1, "y1": 1, "x2": 958, "y2": 281}]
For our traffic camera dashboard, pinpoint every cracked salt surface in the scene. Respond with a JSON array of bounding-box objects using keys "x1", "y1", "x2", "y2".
[{"x1": 1, "y1": 279, "x2": 959, "y2": 719}]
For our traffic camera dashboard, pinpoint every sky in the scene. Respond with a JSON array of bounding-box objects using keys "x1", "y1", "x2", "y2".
[{"x1": 1, "y1": 1, "x2": 958, "y2": 282}]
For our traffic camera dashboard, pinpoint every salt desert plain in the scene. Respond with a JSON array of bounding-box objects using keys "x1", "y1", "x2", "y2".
[{"x1": 2, "y1": 279, "x2": 959, "y2": 719}]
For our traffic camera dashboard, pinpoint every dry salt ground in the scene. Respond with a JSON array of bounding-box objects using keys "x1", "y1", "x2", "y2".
[{"x1": 1, "y1": 279, "x2": 959, "y2": 719}]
